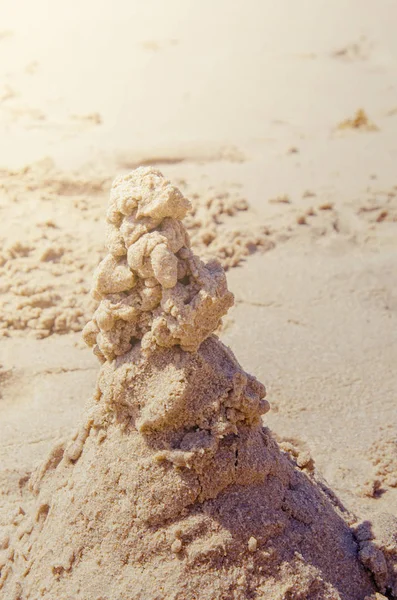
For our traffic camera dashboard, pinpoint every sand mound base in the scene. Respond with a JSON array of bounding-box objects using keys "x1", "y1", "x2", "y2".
[
  {"x1": 1, "y1": 168, "x2": 391, "y2": 599},
  {"x1": 1, "y1": 338, "x2": 375, "y2": 599}
]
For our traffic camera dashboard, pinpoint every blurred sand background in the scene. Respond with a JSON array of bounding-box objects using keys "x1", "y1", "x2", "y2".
[{"x1": 0, "y1": 0, "x2": 396, "y2": 537}]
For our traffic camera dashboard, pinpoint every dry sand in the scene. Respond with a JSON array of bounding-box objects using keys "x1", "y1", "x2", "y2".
[
  {"x1": 0, "y1": 169, "x2": 386, "y2": 598},
  {"x1": 0, "y1": 1, "x2": 396, "y2": 598}
]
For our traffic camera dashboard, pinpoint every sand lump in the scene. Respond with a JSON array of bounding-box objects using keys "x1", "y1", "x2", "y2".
[
  {"x1": 82, "y1": 168, "x2": 234, "y2": 361},
  {"x1": 0, "y1": 168, "x2": 391, "y2": 599}
]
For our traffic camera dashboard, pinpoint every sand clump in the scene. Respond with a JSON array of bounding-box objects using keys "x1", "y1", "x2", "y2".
[
  {"x1": 336, "y1": 109, "x2": 379, "y2": 132},
  {"x1": 0, "y1": 168, "x2": 391, "y2": 599},
  {"x1": 82, "y1": 168, "x2": 234, "y2": 362},
  {"x1": 368, "y1": 435, "x2": 397, "y2": 490},
  {"x1": 182, "y1": 187, "x2": 273, "y2": 269},
  {"x1": 356, "y1": 513, "x2": 397, "y2": 596}
]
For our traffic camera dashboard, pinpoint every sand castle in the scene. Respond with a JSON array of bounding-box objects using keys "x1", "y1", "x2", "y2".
[{"x1": 0, "y1": 168, "x2": 392, "y2": 599}]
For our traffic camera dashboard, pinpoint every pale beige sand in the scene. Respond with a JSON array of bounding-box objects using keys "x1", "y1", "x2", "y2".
[
  {"x1": 0, "y1": 170, "x2": 381, "y2": 598},
  {"x1": 0, "y1": 0, "x2": 396, "y2": 598}
]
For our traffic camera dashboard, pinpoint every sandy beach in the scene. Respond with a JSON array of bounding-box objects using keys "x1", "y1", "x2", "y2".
[{"x1": 0, "y1": 1, "x2": 396, "y2": 598}]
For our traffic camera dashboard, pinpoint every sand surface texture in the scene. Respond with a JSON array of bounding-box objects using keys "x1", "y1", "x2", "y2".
[
  {"x1": 0, "y1": 1, "x2": 397, "y2": 599},
  {"x1": 0, "y1": 170, "x2": 382, "y2": 599}
]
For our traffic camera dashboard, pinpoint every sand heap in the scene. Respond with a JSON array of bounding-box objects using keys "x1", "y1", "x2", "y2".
[
  {"x1": 0, "y1": 169, "x2": 387, "y2": 599},
  {"x1": 82, "y1": 167, "x2": 234, "y2": 361}
]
